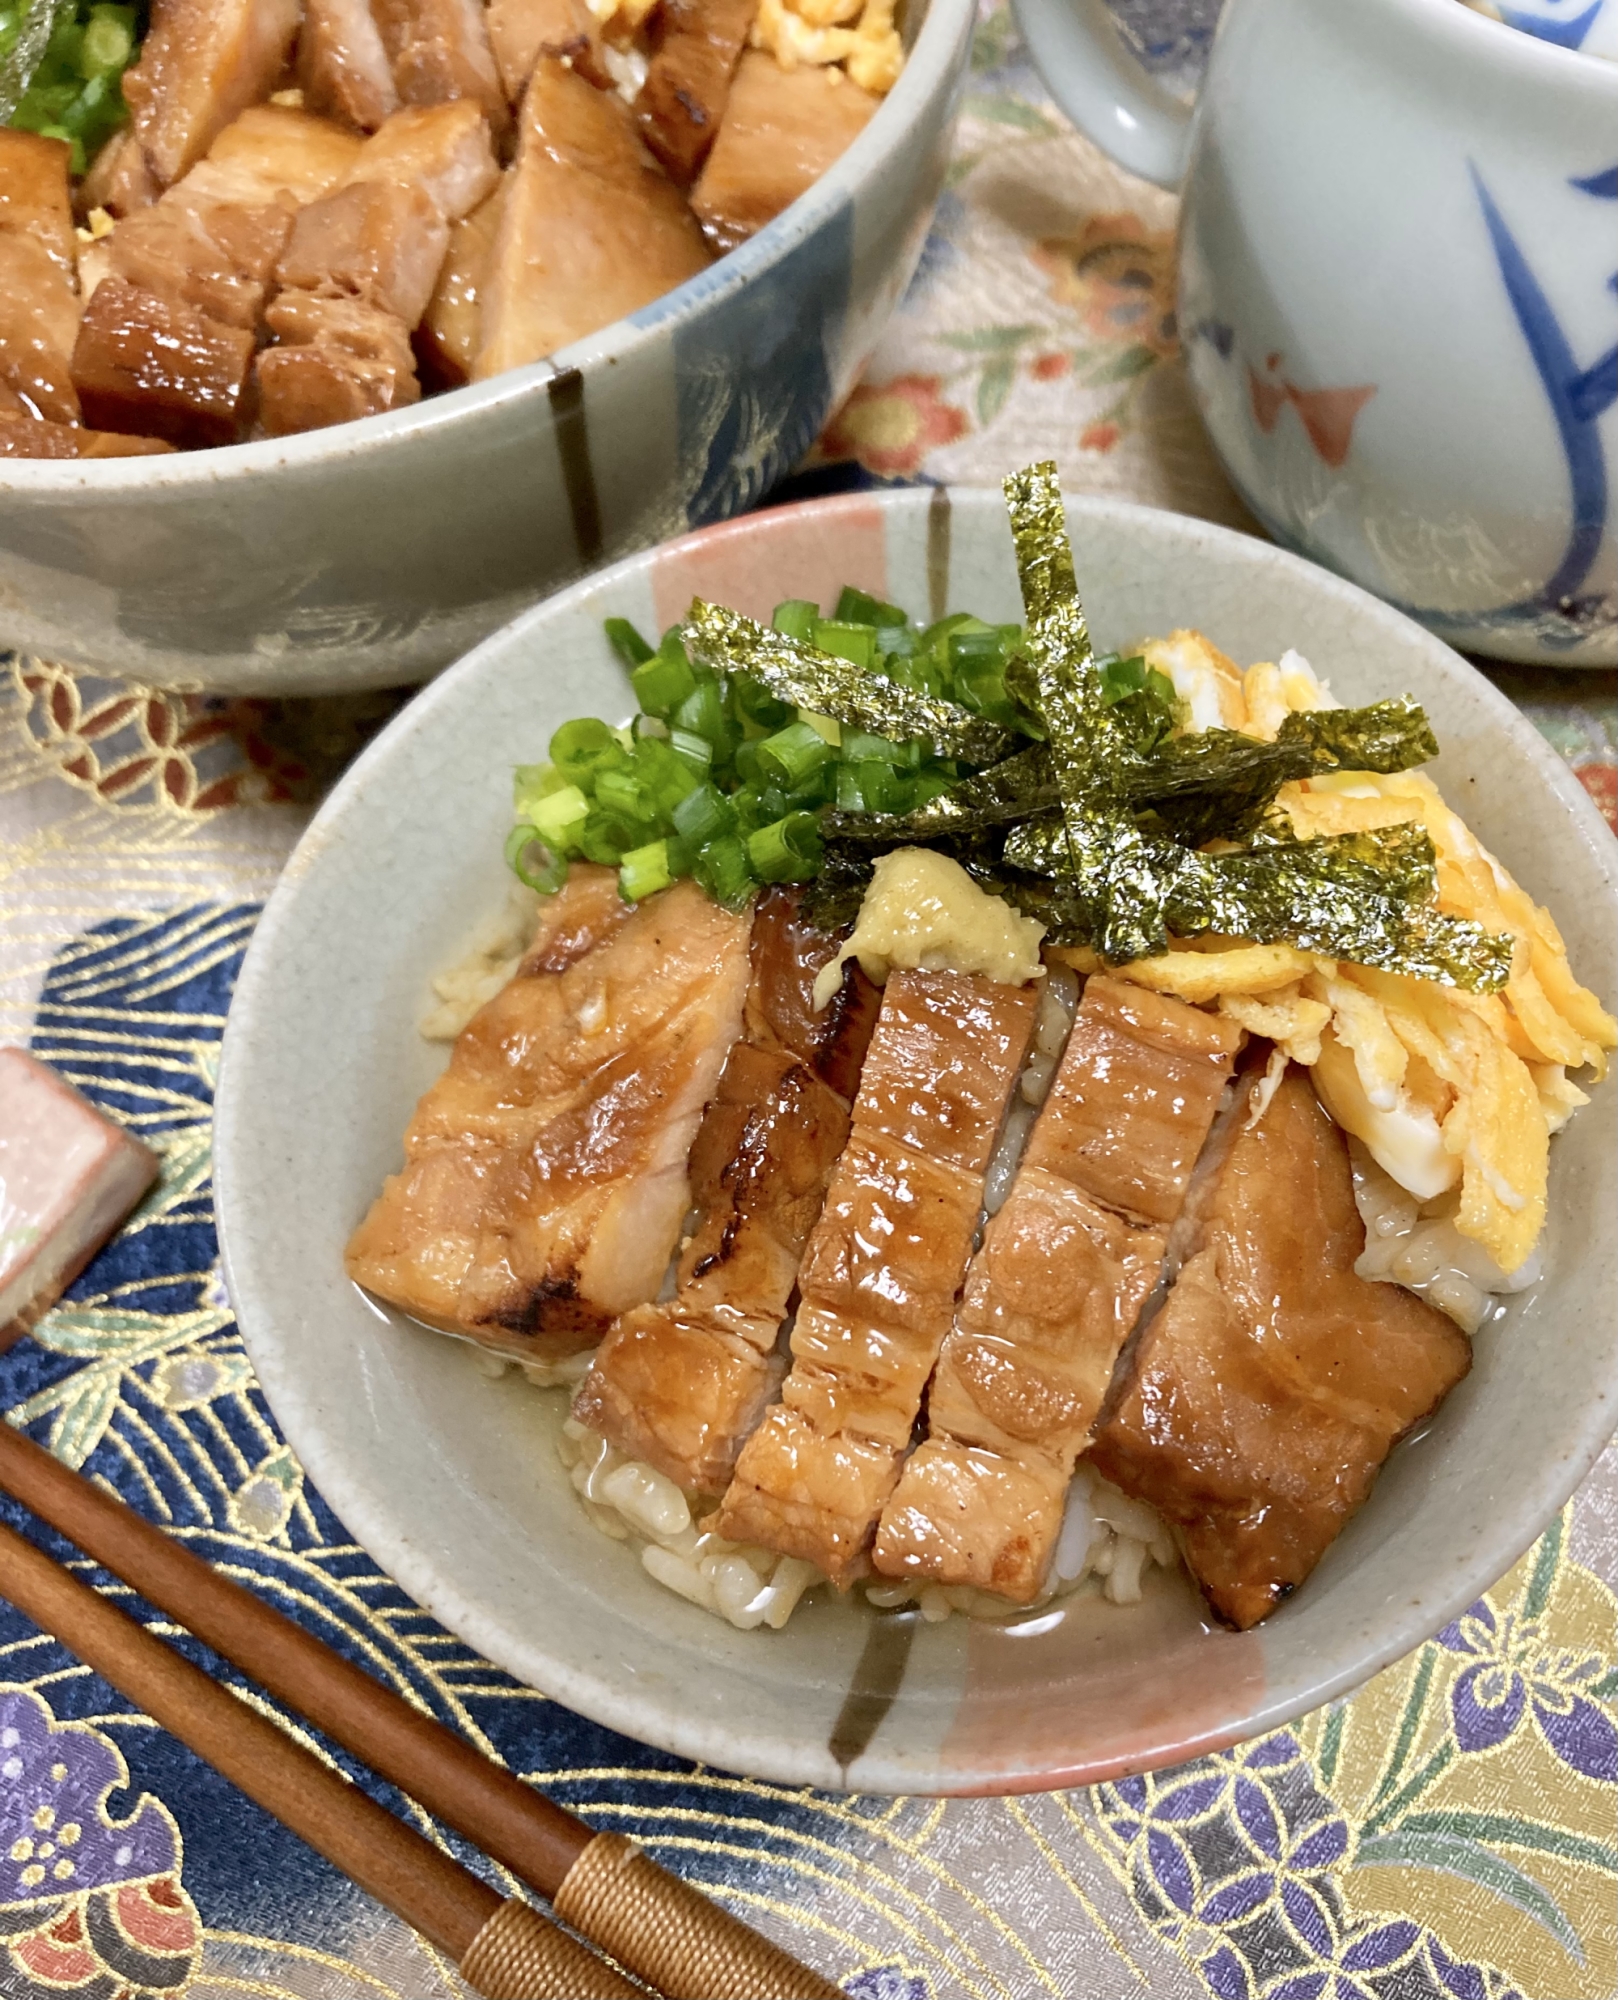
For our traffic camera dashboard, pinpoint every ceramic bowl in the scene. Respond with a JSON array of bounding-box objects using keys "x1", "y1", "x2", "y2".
[
  {"x1": 213, "y1": 487, "x2": 1618, "y2": 1794},
  {"x1": 0, "y1": 0, "x2": 972, "y2": 700}
]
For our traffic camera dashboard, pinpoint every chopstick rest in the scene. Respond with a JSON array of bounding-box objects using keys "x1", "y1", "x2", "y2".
[
  {"x1": 0, "y1": 1518, "x2": 642, "y2": 1998},
  {"x1": 0, "y1": 1047, "x2": 158, "y2": 1348},
  {"x1": 0, "y1": 1421, "x2": 841, "y2": 1999}
]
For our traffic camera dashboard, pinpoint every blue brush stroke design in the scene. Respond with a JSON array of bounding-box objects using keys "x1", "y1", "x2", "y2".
[
  {"x1": 1571, "y1": 166, "x2": 1618, "y2": 198},
  {"x1": 1497, "y1": 0, "x2": 1603, "y2": 47},
  {"x1": 1471, "y1": 164, "x2": 1612, "y2": 612}
]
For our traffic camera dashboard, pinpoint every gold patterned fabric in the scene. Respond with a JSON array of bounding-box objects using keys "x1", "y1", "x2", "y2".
[{"x1": 1, "y1": 7, "x2": 1615, "y2": 1995}]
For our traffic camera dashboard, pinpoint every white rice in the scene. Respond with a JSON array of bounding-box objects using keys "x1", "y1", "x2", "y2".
[
  {"x1": 420, "y1": 889, "x2": 539, "y2": 1042},
  {"x1": 1348, "y1": 1140, "x2": 1539, "y2": 1334}
]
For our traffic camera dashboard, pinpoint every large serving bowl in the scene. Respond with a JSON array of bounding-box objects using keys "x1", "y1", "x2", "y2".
[
  {"x1": 214, "y1": 488, "x2": 1618, "y2": 1794},
  {"x1": 0, "y1": 0, "x2": 972, "y2": 699}
]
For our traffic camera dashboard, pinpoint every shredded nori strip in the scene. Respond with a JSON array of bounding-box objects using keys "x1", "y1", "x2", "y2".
[
  {"x1": 997, "y1": 815, "x2": 1513, "y2": 987},
  {"x1": 1128, "y1": 699, "x2": 1440, "y2": 845},
  {"x1": 686, "y1": 601, "x2": 1015, "y2": 766},
  {"x1": 987, "y1": 461, "x2": 1511, "y2": 988},
  {"x1": 824, "y1": 744, "x2": 1058, "y2": 847}
]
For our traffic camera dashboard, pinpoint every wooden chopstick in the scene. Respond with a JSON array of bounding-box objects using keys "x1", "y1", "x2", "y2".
[
  {"x1": 0, "y1": 1515, "x2": 643, "y2": 1998},
  {"x1": 0, "y1": 1423, "x2": 842, "y2": 2000}
]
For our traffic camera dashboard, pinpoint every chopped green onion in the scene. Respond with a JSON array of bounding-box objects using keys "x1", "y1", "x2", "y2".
[
  {"x1": 841, "y1": 727, "x2": 908, "y2": 766},
  {"x1": 605, "y1": 616, "x2": 655, "y2": 670},
  {"x1": 756, "y1": 718, "x2": 834, "y2": 789},
  {"x1": 524, "y1": 781, "x2": 591, "y2": 851},
  {"x1": 747, "y1": 811, "x2": 821, "y2": 884},
  {"x1": 694, "y1": 834, "x2": 756, "y2": 909},
  {"x1": 672, "y1": 781, "x2": 735, "y2": 844},
  {"x1": 834, "y1": 585, "x2": 908, "y2": 627},
  {"x1": 672, "y1": 677, "x2": 726, "y2": 743},
  {"x1": 771, "y1": 599, "x2": 819, "y2": 643},
  {"x1": 513, "y1": 761, "x2": 567, "y2": 812},
  {"x1": 732, "y1": 673, "x2": 792, "y2": 731},
  {"x1": 619, "y1": 839, "x2": 672, "y2": 902},
  {"x1": 669, "y1": 726, "x2": 713, "y2": 773},
  {"x1": 595, "y1": 766, "x2": 649, "y2": 821},
  {"x1": 505, "y1": 824, "x2": 569, "y2": 895},
  {"x1": 551, "y1": 716, "x2": 624, "y2": 786},
  {"x1": 811, "y1": 619, "x2": 876, "y2": 670},
  {"x1": 631, "y1": 643, "x2": 697, "y2": 717},
  {"x1": 796, "y1": 709, "x2": 841, "y2": 747}
]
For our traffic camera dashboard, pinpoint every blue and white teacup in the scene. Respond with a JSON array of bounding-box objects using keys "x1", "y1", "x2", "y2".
[{"x1": 1014, "y1": 0, "x2": 1618, "y2": 663}]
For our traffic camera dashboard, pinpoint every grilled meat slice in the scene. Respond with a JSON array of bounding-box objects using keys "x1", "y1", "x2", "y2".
[
  {"x1": 573, "y1": 889, "x2": 868, "y2": 1492},
  {"x1": 1090, "y1": 1064, "x2": 1472, "y2": 1630},
  {"x1": 122, "y1": 0, "x2": 303, "y2": 187},
  {"x1": 71, "y1": 276, "x2": 255, "y2": 446},
  {"x1": 0, "y1": 134, "x2": 82, "y2": 426},
  {"x1": 416, "y1": 180, "x2": 502, "y2": 387},
  {"x1": 873, "y1": 978, "x2": 1242, "y2": 1601},
  {"x1": 718, "y1": 968, "x2": 1038, "y2": 1581},
  {"x1": 347, "y1": 873, "x2": 751, "y2": 1360},
  {"x1": 299, "y1": 0, "x2": 401, "y2": 131},
  {"x1": 745, "y1": 883, "x2": 881, "y2": 1099},
  {"x1": 634, "y1": 0, "x2": 757, "y2": 186},
  {"x1": 75, "y1": 106, "x2": 364, "y2": 442},
  {"x1": 473, "y1": 54, "x2": 709, "y2": 379},
  {"x1": 79, "y1": 130, "x2": 159, "y2": 218},
  {"x1": 374, "y1": 0, "x2": 510, "y2": 144},
  {"x1": 689, "y1": 50, "x2": 876, "y2": 253},
  {"x1": 257, "y1": 99, "x2": 498, "y2": 431},
  {"x1": 486, "y1": 0, "x2": 611, "y2": 103},
  {"x1": 0, "y1": 415, "x2": 174, "y2": 456}
]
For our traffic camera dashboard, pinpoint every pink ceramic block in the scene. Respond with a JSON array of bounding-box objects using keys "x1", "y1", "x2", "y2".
[{"x1": 0, "y1": 1047, "x2": 159, "y2": 1346}]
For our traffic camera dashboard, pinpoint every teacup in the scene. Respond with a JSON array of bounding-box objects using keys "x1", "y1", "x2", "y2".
[{"x1": 1012, "y1": 0, "x2": 1618, "y2": 663}]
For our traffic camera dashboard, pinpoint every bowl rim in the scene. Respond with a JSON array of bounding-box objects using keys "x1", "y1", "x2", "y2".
[
  {"x1": 0, "y1": 0, "x2": 974, "y2": 497},
  {"x1": 215, "y1": 486, "x2": 1618, "y2": 1792}
]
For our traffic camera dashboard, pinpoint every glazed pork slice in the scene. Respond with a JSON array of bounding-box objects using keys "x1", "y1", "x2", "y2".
[
  {"x1": 0, "y1": 414, "x2": 174, "y2": 456},
  {"x1": 690, "y1": 51, "x2": 878, "y2": 254},
  {"x1": 717, "y1": 968, "x2": 1039, "y2": 1582},
  {"x1": 416, "y1": 181, "x2": 503, "y2": 387},
  {"x1": 79, "y1": 130, "x2": 159, "y2": 218},
  {"x1": 122, "y1": 0, "x2": 303, "y2": 187},
  {"x1": 485, "y1": 0, "x2": 611, "y2": 103},
  {"x1": 300, "y1": 0, "x2": 401, "y2": 131},
  {"x1": 1090, "y1": 1064, "x2": 1472, "y2": 1630},
  {"x1": 257, "y1": 99, "x2": 498, "y2": 433},
  {"x1": 0, "y1": 133, "x2": 82, "y2": 426},
  {"x1": 473, "y1": 54, "x2": 711, "y2": 381},
  {"x1": 346, "y1": 872, "x2": 752, "y2": 1361},
  {"x1": 73, "y1": 107, "x2": 365, "y2": 443},
  {"x1": 634, "y1": 0, "x2": 757, "y2": 186},
  {"x1": 374, "y1": 0, "x2": 510, "y2": 144},
  {"x1": 572, "y1": 888, "x2": 877, "y2": 1493},
  {"x1": 873, "y1": 978, "x2": 1243, "y2": 1602}
]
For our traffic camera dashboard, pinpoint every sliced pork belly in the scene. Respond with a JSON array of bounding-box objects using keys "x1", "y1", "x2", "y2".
[
  {"x1": 257, "y1": 99, "x2": 497, "y2": 432},
  {"x1": 80, "y1": 131, "x2": 159, "y2": 219},
  {"x1": 416, "y1": 181, "x2": 503, "y2": 386},
  {"x1": 122, "y1": 0, "x2": 304, "y2": 187},
  {"x1": 473, "y1": 54, "x2": 710, "y2": 380},
  {"x1": 717, "y1": 969, "x2": 1038, "y2": 1582},
  {"x1": 374, "y1": 0, "x2": 510, "y2": 144},
  {"x1": 1090, "y1": 1064, "x2": 1472, "y2": 1630},
  {"x1": 0, "y1": 414, "x2": 174, "y2": 456},
  {"x1": 347, "y1": 872, "x2": 751, "y2": 1361},
  {"x1": 873, "y1": 978, "x2": 1242, "y2": 1602},
  {"x1": 743, "y1": 883, "x2": 881, "y2": 1100},
  {"x1": 572, "y1": 889, "x2": 873, "y2": 1492},
  {"x1": 74, "y1": 106, "x2": 363, "y2": 443},
  {"x1": 72, "y1": 277, "x2": 256, "y2": 446},
  {"x1": 486, "y1": 0, "x2": 610, "y2": 103},
  {"x1": 690, "y1": 51, "x2": 877, "y2": 254},
  {"x1": 634, "y1": 0, "x2": 757, "y2": 186},
  {"x1": 0, "y1": 133, "x2": 82, "y2": 426},
  {"x1": 300, "y1": 0, "x2": 401, "y2": 131}
]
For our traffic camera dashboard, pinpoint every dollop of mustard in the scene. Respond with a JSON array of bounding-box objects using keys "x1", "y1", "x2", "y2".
[{"x1": 812, "y1": 847, "x2": 1046, "y2": 1009}]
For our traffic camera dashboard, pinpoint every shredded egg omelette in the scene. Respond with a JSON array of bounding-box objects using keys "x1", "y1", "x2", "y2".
[{"x1": 1059, "y1": 630, "x2": 1616, "y2": 1279}]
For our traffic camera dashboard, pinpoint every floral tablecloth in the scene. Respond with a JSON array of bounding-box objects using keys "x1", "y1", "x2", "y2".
[{"x1": 2, "y1": 5, "x2": 1615, "y2": 1995}]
